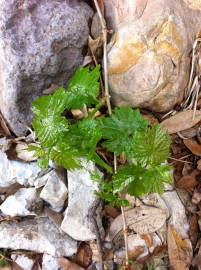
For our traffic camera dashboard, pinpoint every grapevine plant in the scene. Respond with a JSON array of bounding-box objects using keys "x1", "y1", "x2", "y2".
[{"x1": 30, "y1": 66, "x2": 172, "y2": 206}]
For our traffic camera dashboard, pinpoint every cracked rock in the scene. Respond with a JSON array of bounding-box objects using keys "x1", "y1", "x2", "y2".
[
  {"x1": 61, "y1": 160, "x2": 102, "y2": 241},
  {"x1": 0, "y1": 151, "x2": 41, "y2": 187},
  {"x1": 42, "y1": 254, "x2": 60, "y2": 270},
  {"x1": 40, "y1": 170, "x2": 68, "y2": 212},
  {"x1": 0, "y1": 187, "x2": 40, "y2": 217},
  {"x1": 0, "y1": 217, "x2": 77, "y2": 257},
  {"x1": 11, "y1": 254, "x2": 34, "y2": 270}
]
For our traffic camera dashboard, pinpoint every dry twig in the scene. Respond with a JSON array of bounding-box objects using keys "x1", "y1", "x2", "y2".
[{"x1": 93, "y1": 0, "x2": 129, "y2": 268}]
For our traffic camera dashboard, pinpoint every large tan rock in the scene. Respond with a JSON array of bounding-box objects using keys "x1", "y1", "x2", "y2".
[{"x1": 105, "y1": 0, "x2": 201, "y2": 112}]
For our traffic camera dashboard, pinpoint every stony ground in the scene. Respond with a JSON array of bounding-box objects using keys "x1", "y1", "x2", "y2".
[{"x1": 1, "y1": 0, "x2": 201, "y2": 270}]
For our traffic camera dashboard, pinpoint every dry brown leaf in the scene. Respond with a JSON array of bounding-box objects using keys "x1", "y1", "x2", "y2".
[
  {"x1": 179, "y1": 127, "x2": 197, "y2": 138},
  {"x1": 75, "y1": 243, "x2": 92, "y2": 268},
  {"x1": 42, "y1": 84, "x2": 58, "y2": 95},
  {"x1": 109, "y1": 206, "x2": 166, "y2": 241},
  {"x1": 0, "y1": 183, "x2": 22, "y2": 199},
  {"x1": 104, "y1": 205, "x2": 120, "y2": 218},
  {"x1": 0, "y1": 113, "x2": 11, "y2": 136},
  {"x1": 192, "y1": 189, "x2": 201, "y2": 204},
  {"x1": 88, "y1": 36, "x2": 103, "y2": 56},
  {"x1": 176, "y1": 170, "x2": 199, "y2": 189},
  {"x1": 168, "y1": 225, "x2": 192, "y2": 270},
  {"x1": 161, "y1": 110, "x2": 201, "y2": 134},
  {"x1": 44, "y1": 206, "x2": 63, "y2": 227},
  {"x1": 128, "y1": 246, "x2": 145, "y2": 260},
  {"x1": 182, "y1": 162, "x2": 193, "y2": 176},
  {"x1": 142, "y1": 111, "x2": 158, "y2": 125},
  {"x1": 140, "y1": 234, "x2": 153, "y2": 248},
  {"x1": 193, "y1": 245, "x2": 201, "y2": 270},
  {"x1": 197, "y1": 159, "x2": 201, "y2": 170},
  {"x1": 183, "y1": 138, "x2": 201, "y2": 156},
  {"x1": 58, "y1": 258, "x2": 85, "y2": 270},
  {"x1": 189, "y1": 214, "x2": 199, "y2": 247}
]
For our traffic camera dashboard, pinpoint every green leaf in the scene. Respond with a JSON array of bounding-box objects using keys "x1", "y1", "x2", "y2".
[
  {"x1": 113, "y1": 164, "x2": 172, "y2": 197},
  {"x1": 96, "y1": 181, "x2": 129, "y2": 207},
  {"x1": 27, "y1": 144, "x2": 45, "y2": 158},
  {"x1": 113, "y1": 165, "x2": 145, "y2": 194},
  {"x1": 27, "y1": 144, "x2": 49, "y2": 168},
  {"x1": 100, "y1": 108, "x2": 148, "y2": 158},
  {"x1": 50, "y1": 142, "x2": 81, "y2": 170},
  {"x1": 132, "y1": 124, "x2": 171, "y2": 165},
  {"x1": 66, "y1": 65, "x2": 100, "y2": 109},
  {"x1": 37, "y1": 156, "x2": 49, "y2": 169},
  {"x1": 32, "y1": 87, "x2": 69, "y2": 148},
  {"x1": 67, "y1": 118, "x2": 102, "y2": 158}
]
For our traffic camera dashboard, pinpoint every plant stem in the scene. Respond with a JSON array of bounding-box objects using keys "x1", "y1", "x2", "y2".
[
  {"x1": 114, "y1": 155, "x2": 129, "y2": 267},
  {"x1": 94, "y1": 0, "x2": 129, "y2": 267},
  {"x1": 82, "y1": 104, "x2": 88, "y2": 118},
  {"x1": 93, "y1": 0, "x2": 112, "y2": 115}
]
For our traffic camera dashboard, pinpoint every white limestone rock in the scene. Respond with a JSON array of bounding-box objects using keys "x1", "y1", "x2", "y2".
[
  {"x1": 42, "y1": 254, "x2": 59, "y2": 270},
  {"x1": 0, "y1": 187, "x2": 39, "y2": 217},
  {"x1": 61, "y1": 160, "x2": 101, "y2": 241},
  {"x1": 0, "y1": 151, "x2": 41, "y2": 187},
  {"x1": 40, "y1": 170, "x2": 68, "y2": 212},
  {"x1": 11, "y1": 254, "x2": 34, "y2": 270},
  {"x1": 0, "y1": 217, "x2": 77, "y2": 257}
]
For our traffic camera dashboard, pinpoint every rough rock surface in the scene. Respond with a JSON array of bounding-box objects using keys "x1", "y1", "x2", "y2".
[
  {"x1": 61, "y1": 161, "x2": 101, "y2": 241},
  {"x1": 0, "y1": 187, "x2": 39, "y2": 217},
  {"x1": 162, "y1": 190, "x2": 189, "y2": 238},
  {"x1": 40, "y1": 170, "x2": 68, "y2": 212},
  {"x1": 104, "y1": 0, "x2": 201, "y2": 112},
  {"x1": 42, "y1": 254, "x2": 59, "y2": 270},
  {"x1": 0, "y1": 151, "x2": 41, "y2": 187},
  {"x1": 11, "y1": 254, "x2": 34, "y2": 270},
  {"x1": 0, "y1": 217, "x2": 77, "y2": 257},
  {"x1": 0, "y1": 0, "x2": 93, "y2": 135}
]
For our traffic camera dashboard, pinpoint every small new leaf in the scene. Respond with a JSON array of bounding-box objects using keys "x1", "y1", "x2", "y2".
[
  {"x1": 67, "y1": 118, "x2": 102, "y2": 158},
  {"x1": 50, "y1": 142, "x2": 81, "y2": 170},
  {"x1": 100, "y1": 107, "x2": 148, "y2": 158},
  {"x1": 66, "y1": 65, "x2": 100, "y2": 109},
  {"x1": 113, "y1": 164, "x2": 172, "y2": 197},
  {"x1": 132, "y1": 125, "x2": 170, "y2": 165}
]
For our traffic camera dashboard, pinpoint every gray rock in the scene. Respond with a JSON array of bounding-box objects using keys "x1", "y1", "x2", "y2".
[
  {"x1": 0, "y1": 187, "x2": 39, "y2": 217},
  {"x1": 61, "y1": 160, "x2": 101, "y2": 241},
  {"x1": 33, "y1": 169, "x2": 55, "y2": 188},
  {"x1": 0, "y1": 217, "x2": 77, "y2": 257},
  {"x1": 0, "y1": 151, "x2": 41, "y2": 187},
  {"x1": 40, "y1": 170, "x2": 68, "y2": 212},
  {"x1": 42, "y1": 254, "x2": 59, "y2": 270},
  {"x1": 0, "y1": 0, "x2": 93, "y2": 135}
]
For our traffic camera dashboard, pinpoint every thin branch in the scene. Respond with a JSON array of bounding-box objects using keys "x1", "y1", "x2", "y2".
[
  {"x1": 94, "y1": 0, "x2": 129, "y2": 267},
  {"x1": 91, "y1": 200, "x2": 104, "y2": 270},
  {"x1": 93, "y1": 0, "x2": 112, "y2": 115},
  {"x1": 114, "y1": 155, "x2": 129, "y2": 267}
]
